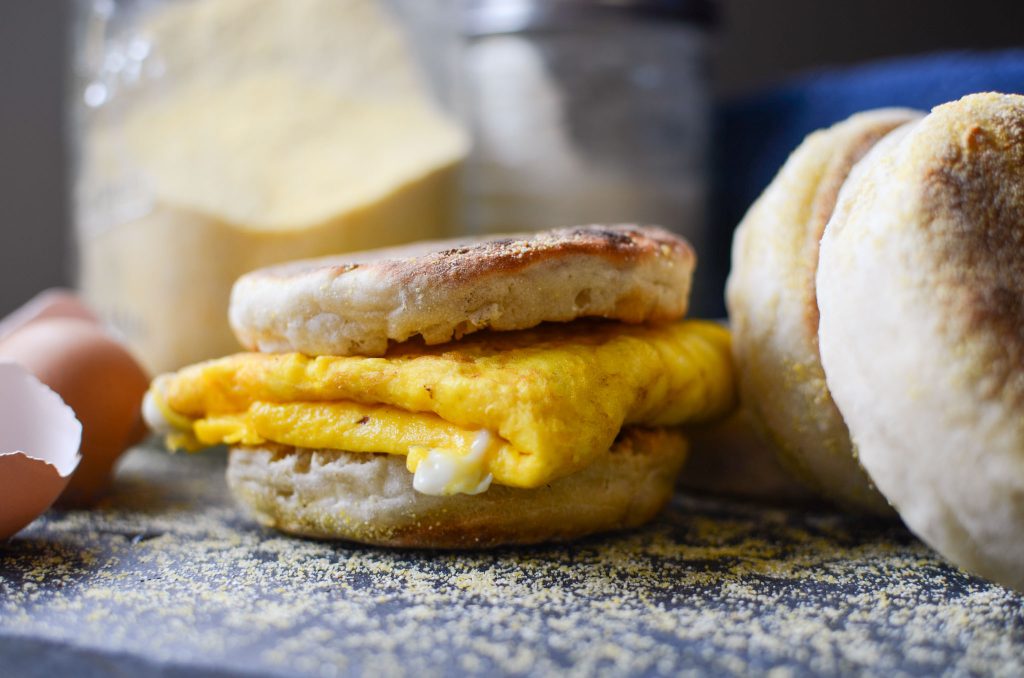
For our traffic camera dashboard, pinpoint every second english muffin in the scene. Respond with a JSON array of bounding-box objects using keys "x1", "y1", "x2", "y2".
[{"x1": 726, "y1": 108, "x2": 921, "y2": 515}]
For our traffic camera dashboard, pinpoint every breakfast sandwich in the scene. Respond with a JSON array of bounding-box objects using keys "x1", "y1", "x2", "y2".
[{"x1": 143, "y1": 225, "x2": 736, "y2": 547}]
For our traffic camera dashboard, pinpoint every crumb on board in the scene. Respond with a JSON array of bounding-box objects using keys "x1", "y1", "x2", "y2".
[{"x1": 1, "y1": 444, "x2": 1022, "y2": 677}]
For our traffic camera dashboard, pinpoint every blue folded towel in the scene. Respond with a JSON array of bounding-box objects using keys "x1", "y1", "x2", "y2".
[{"x1": 705, "y1": 49, "x2": 1024, "y2": 315}]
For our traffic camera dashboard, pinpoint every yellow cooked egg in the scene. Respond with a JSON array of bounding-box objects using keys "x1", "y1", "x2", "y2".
[{"x1": 146, "y1": 320, "x2": 735, "y2": 494}]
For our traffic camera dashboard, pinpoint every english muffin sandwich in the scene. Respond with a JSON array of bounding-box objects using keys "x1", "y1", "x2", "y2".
[{"x1": 144, "y1": 225, "x2": 736, "y2": 547}]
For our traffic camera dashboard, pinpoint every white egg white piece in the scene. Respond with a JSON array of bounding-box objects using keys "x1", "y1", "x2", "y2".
[{"x1": 0, "y1": 360, "x2": 82, "y2": 539}]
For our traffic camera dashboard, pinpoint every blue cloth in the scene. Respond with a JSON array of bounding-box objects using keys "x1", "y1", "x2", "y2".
[{"x1": 704, "y1": 49, "x2": 1024, "y2": 315}]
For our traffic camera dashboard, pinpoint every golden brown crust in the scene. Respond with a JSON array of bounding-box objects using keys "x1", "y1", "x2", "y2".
[
  {"x1": 229, "y1": 225, "x2": 696, "y2": 356},
  {"x1": 254, "y1": 224, "x2": 692, "y2": 290},
  {"x1": 914, "y1": 95, "x2": 1024, "y2": 408},
  {"x1": 226, "y1": 428, "x2": 688, "y2": 548}
]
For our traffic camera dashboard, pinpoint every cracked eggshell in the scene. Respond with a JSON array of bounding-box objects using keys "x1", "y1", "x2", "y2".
[
  {"x1": 0, "y1": 361, "x2": 82, "y2": 540},
  {"x1": 0, "y1": 318, "x2": 150, "y2": 506}
]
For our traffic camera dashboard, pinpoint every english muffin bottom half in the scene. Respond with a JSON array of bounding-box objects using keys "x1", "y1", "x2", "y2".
[{"x1": 145, "y1": 225, "x2": 737, "y2": 547}]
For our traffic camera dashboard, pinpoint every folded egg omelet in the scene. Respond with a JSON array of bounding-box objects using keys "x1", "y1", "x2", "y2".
[{"x1": 148, "y1": 320, "x2": 735, "y2": 495}]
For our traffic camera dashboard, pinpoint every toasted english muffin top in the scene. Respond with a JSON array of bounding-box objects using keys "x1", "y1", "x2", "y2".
[{"x1": 229, "y1": 224, "x2": 695, "y2": 356}]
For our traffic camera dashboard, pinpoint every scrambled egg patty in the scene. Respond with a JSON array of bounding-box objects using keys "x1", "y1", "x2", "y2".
[{"x1": 149, "y1": 320, "x2": 735, "y2": 491}]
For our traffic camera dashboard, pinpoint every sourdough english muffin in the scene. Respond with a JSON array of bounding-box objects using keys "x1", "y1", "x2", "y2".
[
  {"x1": 229, "y1": 225, "x2": 695, "y2": 357},
  {"x1": 818, "y1": 93, "x2": 1024, "y2": 591},
  {"x1": 145, "y1": 225, "x2": 737, "y2": 548},
  {"x1": 726, "y1": 108, "x2": 921, "y2": 515}
]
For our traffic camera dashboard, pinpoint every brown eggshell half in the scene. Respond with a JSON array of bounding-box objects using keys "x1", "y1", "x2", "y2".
[
  {"x1": 0, "y1": 318, "x2": 150, "y2": 507},
  {"x1": 0, "y1": 288, "x2": 98, "y2": 343},
  {"x1": 0, "y1": 453, "x2": 73, "y2": 540},
  {"x1": 0, "y1": 361, "x2": 81, "y2": 540}
]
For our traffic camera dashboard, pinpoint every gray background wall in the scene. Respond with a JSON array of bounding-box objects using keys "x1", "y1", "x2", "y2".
[
  {"x1": 1, "y1": 0, "x2": 1022, "y2": 317},
  {"x1": 1, "y1": 2, "x2": 71, "y2": 317}
]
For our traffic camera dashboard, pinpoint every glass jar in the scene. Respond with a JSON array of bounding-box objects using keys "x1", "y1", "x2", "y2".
[
  {"x1": 70, "y1": 0, "x2": 467, "y2": 374},
  {"x1": 462, "y1": 0, "x2": 716, "y2": 313}
]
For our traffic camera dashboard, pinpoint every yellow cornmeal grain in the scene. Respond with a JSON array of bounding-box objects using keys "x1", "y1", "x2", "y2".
[{"x1": 1, "y1": 445, "x2": 1022, "y2": 676}]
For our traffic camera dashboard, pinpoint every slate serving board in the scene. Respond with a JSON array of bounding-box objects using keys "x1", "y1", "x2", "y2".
[{"x1": 2, "y1": 444, "x2": 1022, "y2": 677}]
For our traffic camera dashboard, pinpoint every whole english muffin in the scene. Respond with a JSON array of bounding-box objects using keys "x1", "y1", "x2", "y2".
[
  {"x1": 227, "y1": 428, "x2": 687, "y2": 548},
  {"x1": 229, "y1": 224, "x2": 695, "y2": 356},
  {"x1": 818, "y1": 92, "x2": 1024, "y2": 591},
  {"x1": 726, "y1": 108, "x2": 922, "y2": 515}
]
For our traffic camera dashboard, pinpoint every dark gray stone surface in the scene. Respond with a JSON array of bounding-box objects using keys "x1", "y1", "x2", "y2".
[{"x1": 2, "y1": 444, "x2": 1022, "y2": 677}]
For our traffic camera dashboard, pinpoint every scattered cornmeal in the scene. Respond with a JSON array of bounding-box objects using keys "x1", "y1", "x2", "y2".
[{"x1": 1, "y1": 445, "x2": 1020, "y2": 676}]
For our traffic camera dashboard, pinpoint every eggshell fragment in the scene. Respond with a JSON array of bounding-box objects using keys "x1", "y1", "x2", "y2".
[
  {"x1": 0, "y1": 318, "x2": 150, "y2": 506},
  {"x1": 0, "y1": 361, "x2": 82, "y2": 540}
]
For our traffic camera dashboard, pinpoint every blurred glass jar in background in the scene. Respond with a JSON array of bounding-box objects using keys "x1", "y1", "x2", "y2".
[
  {"x1": 70, "y1": 0, "x2": 466, "y2": 374},
  {"x1": 462, "y1": 0, "x2": 716, "y2": 313}
]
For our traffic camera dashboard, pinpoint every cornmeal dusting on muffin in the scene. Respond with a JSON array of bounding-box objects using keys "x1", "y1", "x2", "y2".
[{"x1": 1, "y1": 446, "x2": 1021, "y2": 676}]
